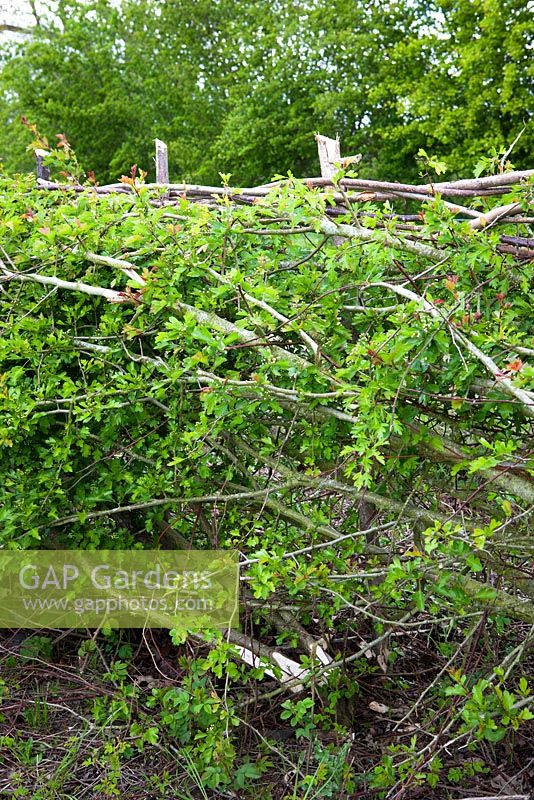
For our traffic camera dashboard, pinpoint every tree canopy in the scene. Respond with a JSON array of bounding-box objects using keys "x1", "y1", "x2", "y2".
[{"x1": 1, "y1": 0, "x2": 532, "y2": 184}]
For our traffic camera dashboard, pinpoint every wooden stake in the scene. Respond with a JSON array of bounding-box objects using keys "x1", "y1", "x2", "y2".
[
  {"x1": 35, "y1": 149, "x2": 50, "y2": 181},
  {"x1": 154, "y1": 139, "x2": 169, "y2": 185},
  {"x1": 316, "y1": 133, "x2": 376, "y2": 534},
  {"x1": 316, "y1": 134, "x2": 342, "y2": 246},
  {"x1": 315, "y1": 134, "x2": 340, "y2": 182}
]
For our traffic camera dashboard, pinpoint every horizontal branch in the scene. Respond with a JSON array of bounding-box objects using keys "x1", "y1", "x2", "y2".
[
  {"x1": 0, "y1": 23, "x2": 33, "y2": 34},
  {"x1": 37, "y1": 169, "x2": 534, "y2": 199},
  {"x1": 44, "y1": 481, "x2": 303, "y2": 529},
  {"x1": 456, "y1": 575, "x2": 534, "y2": 624},
  {"x1": 0, "y1": 260, "x2": 125, "y2": 302},
  {"x1": 469, "y1": 202, "x2": 523, "y2": 230},
  {"x1": 320, "y1": 218, "x2": 445, "y2": 261},
  {"x1": 405, "y1": 422, "x2": 534, "y2": 504},
  {"x1": 303, "y1": 169, "x2": 534, "y2": 197},
  {"x1": 231, "y1": 437, "x2": 464, "y2": 530},
  {"x1": 85, "y1": 252, "x2": 146, "y2": 285}
]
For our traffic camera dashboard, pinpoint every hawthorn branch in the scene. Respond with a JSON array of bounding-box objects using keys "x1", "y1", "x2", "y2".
[
  {"x1": 319, "y1": 218, "x2": 445, "y2": 261},
  {"x1": 43, "y1": 481, "x2": 304, "y2": 529},
  {"x1": 404, "y1": 422, "x2": 534, "y2": 505},
  {"x1": 0, "y1": 258, "x2": 314, "y2": 370},
  {"x1": 206, "y1": 265, "x2": 320, "y2": 359},
  {"x1": 230, "y1": 436, "x2": 468, "y2": 530},
  {"x1": 0, "y1": 23, "x2": 33, "y2": 34},
  {"x1": 455, "y1": 575, "x2": 534, "y2": 624},
  {"x1": 85, "y1": 252, "x2": 146, "y2": 285},
  {"x1": 0, "y1": 260, "x2": 125, "y2": 302},
  {"x1": 365, "y1": 281, "x2": 534, "y2": 419},
  {"x1": 469, "y1": 202, "x2": 523, "y2": 230}
]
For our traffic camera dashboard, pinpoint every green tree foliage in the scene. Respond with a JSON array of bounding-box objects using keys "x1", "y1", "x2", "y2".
[
  {"x1": 378, "y1": 0, "x2": 534, "y2": 175},
  {"x1": 0, "y1": 0, "x2": 531, "y2": 184},
  {"x1": 0, "y1": 0, "x2": 240, "y2": 180}
]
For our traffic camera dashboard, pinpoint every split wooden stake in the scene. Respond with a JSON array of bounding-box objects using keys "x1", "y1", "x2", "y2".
[
  {"x1": 316, "y1": 133, "x2": 377, "y2": 535},
  {"x1": 35, "y1": 148, "x2": 50, "y2": 181},
  {"x1": 154, "y1": 139, "x2": 169, "y2": 185}
]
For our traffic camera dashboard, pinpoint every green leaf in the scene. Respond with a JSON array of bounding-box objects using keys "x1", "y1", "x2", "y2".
[{"x1": 413, "y1": 590, "x2": 425, "y2": 612}]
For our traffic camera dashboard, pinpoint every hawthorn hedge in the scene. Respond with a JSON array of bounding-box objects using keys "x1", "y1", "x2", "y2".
[{"x1": 0, "y1": 161, "x2": 533, "y2": 797}]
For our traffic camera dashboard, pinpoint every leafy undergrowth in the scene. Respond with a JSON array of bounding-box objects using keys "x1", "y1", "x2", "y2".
[
  {"x1": 0, "y1": 148, "x2": 533, "y2": 798},
  {"x1": 1, "y1": 626, "x2": 532, "y2": 799}
]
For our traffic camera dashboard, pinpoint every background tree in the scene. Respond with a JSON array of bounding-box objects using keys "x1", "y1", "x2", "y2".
[{"x1": 0, "y1": 0, "x2": 532, "y2": 182}]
